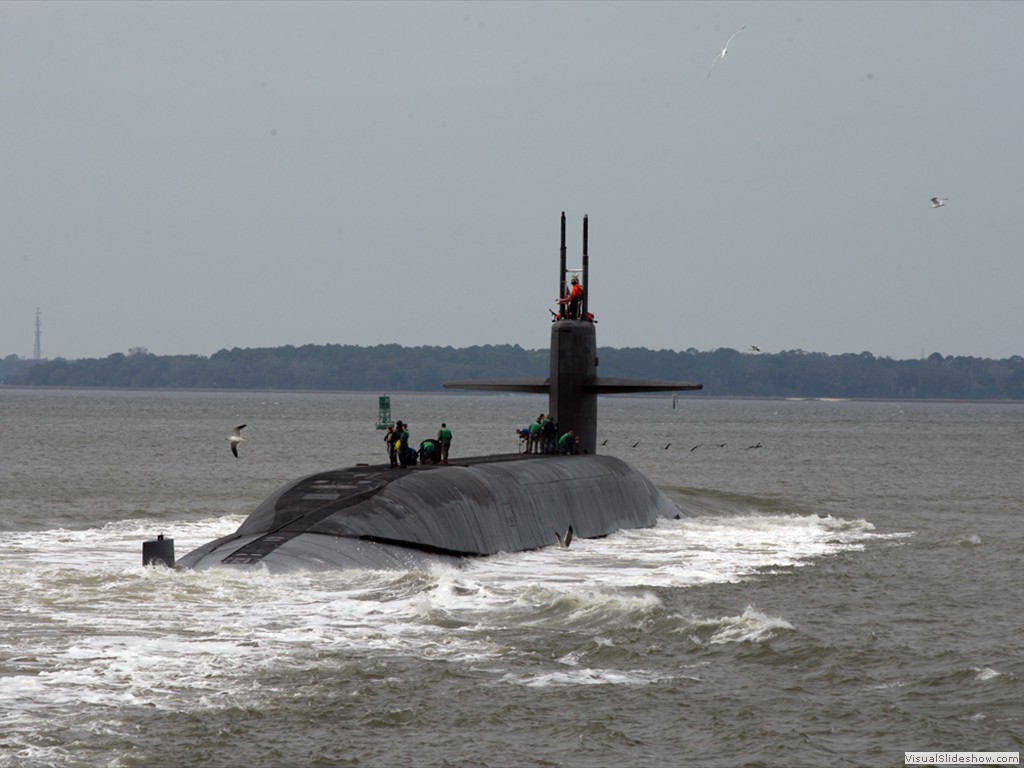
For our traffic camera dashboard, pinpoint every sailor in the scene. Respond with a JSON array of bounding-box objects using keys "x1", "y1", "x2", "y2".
[
  {"x1": 437, "y1": 422, "x2": 453, "y2": 464},
  {"x1": 385, "y1": 424, "x2": 398, "y2": 468},
  {"x1": 558, "y1": 430, "x2": 579, "y2": 455},
  {"x1": 557, "y1": 275, "x2": 584, "y2": 319},
  {"x1": 397, "y1": 421, "x2": 411, "y2": 468},
  {"x1": 419, "y1": 439, "x2": 441, "y2": 464},
  {"x1": 541, "y1": 415, "x2": 556, "y2": 453},
  {"x1": 528, "y1": 416, "x2": 542, "y2": 454}
]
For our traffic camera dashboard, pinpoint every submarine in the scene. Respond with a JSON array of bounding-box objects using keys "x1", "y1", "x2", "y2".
[{"x1": 174, "y1": 213, "x2": 702, "y2": 572}]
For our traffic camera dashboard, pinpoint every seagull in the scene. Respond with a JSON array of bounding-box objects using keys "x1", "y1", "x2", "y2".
[
  {"x1": 708, "y1": 25, "x2": 746, "y2": 79},
  {"x1": 664, "y1": 443, "x2": 672, "y2": 450},
  {"x1": 746, "y1": 441, "x2": 763, "y2": 450},
  {"x1": 930, "y1": 197, "x2": 948, "y2": 208},
  {"x1": 631, "y1": 441, "x2": 640, "y2": 448},
  {"x1": 690, "y1": 444, "x2": 702, "y2": 452},
  {"x1": 555, "y1": 525, "x2": 574, "y2": 549},
  {"x1": 750, "y1": 345, "x2": 761, "y2": 352},
  {"x1": 229, "y1": 424, "x2": 246, "y2": 457}
]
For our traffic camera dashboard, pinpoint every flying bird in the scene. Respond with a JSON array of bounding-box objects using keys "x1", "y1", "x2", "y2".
[
  {"x1": 664, "y1": 443, "x2": 672, "y2": 450},
  {"x1": 746, "y1": 441, "x2": 763, "y2": 450},
  {"x1": 229, "y1": 424, "x2": 246, "y2": 457},
  {"x1": 750, "y1": 345, "x2": 761, "y2": 352},
  {"x1": 690, "y1": 444, "x2": 702, "y2": 452},
  {"x1": 930, "y1": 197, "x2": 948, "y2": 208},
  {"x1": 708, "y1": 25, "x2": 746, "y2": 78},
  {"x1": 631, "y1": 441, "x2": 640, "y2": 448},
  {"x1": 555, "y1": 525, "x2": 574, "y2": 549}
]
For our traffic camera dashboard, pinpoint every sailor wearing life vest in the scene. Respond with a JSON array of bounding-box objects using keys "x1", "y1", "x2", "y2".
[{"x1": 558, "y1": 275, "x2": 584, "y2": 319}]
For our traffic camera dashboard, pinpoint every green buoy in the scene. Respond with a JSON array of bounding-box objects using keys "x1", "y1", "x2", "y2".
[{"x1": 375, "y1": 395, "x2": 395, "y2": 430}]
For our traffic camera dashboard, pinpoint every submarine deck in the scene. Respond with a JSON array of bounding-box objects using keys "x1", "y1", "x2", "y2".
[
  {"x1": 176, "y1": 451, "x2": 684, "y2": 571},
  {"x1": 256, "y1": 452, "x2": 555, "y2": 522}
]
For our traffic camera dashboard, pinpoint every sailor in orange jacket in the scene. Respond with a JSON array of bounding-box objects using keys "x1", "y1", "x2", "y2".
[{"x1": 557, "y1": 275, "x2": 584, "y2": 319}]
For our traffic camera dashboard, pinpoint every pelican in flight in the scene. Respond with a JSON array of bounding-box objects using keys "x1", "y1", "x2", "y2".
[
  {"x1": 708, "y1": 25, "x2": 746, "y2": 78},
  {"x1": 229, "y1": 424, "x2": 246, "y2": 457},
  {"x1": 930, "y1": 197, "x2": 948, "y2": 208}
]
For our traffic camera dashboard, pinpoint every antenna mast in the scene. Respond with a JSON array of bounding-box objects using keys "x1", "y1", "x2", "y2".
[{"x1": 34, "y1": 307, "x2": 41, "y2": 360}]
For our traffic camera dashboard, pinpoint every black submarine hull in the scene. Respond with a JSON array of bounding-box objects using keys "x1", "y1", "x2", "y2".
[
  {"x1": 175, "y1": 213, "x2": 702, "y2": 573},
  {"x1": 176, "y1": 453, "x2": 686, "y2": 572}
]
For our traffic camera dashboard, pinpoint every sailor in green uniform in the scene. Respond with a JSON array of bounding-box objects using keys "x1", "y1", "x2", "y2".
[
  {"x1": 558, "y1": 430, "x2": 578, "y2": 455},
  {"x1": 437, "y1": 422, "x2": 453, "y2": 464}
]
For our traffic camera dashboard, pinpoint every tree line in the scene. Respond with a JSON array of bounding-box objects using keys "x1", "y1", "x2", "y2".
[{"x1": 3, "y1": 345, "x2": 1024, "y2": 400}]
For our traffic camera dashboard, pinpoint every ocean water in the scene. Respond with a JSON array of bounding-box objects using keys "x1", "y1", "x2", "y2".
[{"x1": 0, "y1": 389, "x2": 1020, "y2": 768}]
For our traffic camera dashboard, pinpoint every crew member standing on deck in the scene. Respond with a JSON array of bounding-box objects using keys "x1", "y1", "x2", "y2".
[
  {"x1": 385, "y1": 425, "x2": 398, "y2": 468},
  {"x1": 398, "y1": 421, "x2": 411, "y2": 468},
  {"x1": 528, "y1": 416, "x2": 542, "y2": 454},
  {"x1": 541, "y1": 415, "x2": 556, "y2": 453},
  {"x1": 437, "y1": 422, "x2": 452, "y2": 464}
]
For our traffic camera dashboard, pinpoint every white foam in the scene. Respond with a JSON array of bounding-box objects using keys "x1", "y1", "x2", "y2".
[
  {"x1": 973, "y1": 667, "x2": 1001, "y2": 682},
  {"x1": 501, "y1": 667, "x2": 684, "y2": 688},
  {"x1": 0, "y1": 508, "x2": 901, "y2": 754},
  {"x1": 467, "y1": 512, "x2": 903, "y2": 591},
  {"x1": 688, "y1": 605, "x2": 796, "y2": 646}
]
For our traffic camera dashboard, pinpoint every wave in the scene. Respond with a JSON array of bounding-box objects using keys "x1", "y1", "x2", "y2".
[
  {"x1": 500, "y1": 666, "x2": 681, "y2": 688},
  {"x1": 0, "y1": 500, "x2": 909, "y2": 768},
  {"x1": 683, "y1": 605, "x2": 796, "y2": 646}
]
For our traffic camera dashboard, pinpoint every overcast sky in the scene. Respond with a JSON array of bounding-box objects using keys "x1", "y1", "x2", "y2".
[{"x1": 3, "y1": 0, "x2": 1021, "y2": 361}]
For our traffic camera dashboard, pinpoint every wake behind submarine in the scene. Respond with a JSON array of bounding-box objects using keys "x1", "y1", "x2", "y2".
[{"x1": 173, "y1": 214, "x2": 702, "y2": 572}]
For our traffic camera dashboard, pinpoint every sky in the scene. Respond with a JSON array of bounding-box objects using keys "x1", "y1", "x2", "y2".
[{"x1": 2, "y1": 0, "x2": 1022, "y2": 362}]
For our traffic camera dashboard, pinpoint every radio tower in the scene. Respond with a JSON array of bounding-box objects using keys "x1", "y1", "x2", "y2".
[{"x1": 34, "y1": 307, "x2": 41, "y2": 360}]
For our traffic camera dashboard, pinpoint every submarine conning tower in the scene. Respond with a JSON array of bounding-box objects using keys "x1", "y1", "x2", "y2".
[
  {"x1": 445, "y1": 213, "x2": 702, "y2": 455},
  {"x1": 550, "y1": 319, "x2": 598, "y2": 453}
]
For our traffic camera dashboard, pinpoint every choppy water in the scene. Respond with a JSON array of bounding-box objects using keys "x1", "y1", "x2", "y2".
[{"x1": 1, "y1": 389, "x2": 1021, "y2": 767}]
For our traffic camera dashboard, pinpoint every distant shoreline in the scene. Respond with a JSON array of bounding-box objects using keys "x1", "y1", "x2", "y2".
[
  {"x1": 2, "y1": 384, "x2": 1021, "y2": 406},
  {"x1": 6, "y1": 346, "x2": 1023, "y2": 400}
]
